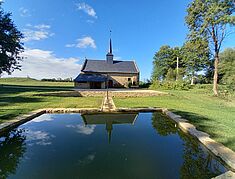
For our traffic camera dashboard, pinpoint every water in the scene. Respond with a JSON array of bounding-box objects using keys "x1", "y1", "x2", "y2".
[{"x1": 0, "y1": 112, "x2": 227, "y2": 179}]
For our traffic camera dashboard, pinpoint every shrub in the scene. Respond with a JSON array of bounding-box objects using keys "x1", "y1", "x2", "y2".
[
  {"x1": 139, "y1": 81, "x2": 152, "y2": 88},
  {"x1": 150, "y1": 80, "x2": 191, "y2": 90}
]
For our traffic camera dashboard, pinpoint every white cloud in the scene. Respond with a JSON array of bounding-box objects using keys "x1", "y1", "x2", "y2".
[
  {"x1": 65, "y1": 44, "x2": 76, "y2": 48},
  {"x1": 34, "y1": 24, "x2": 51, "y2": 29},
  {"x1": 19, "y1": 7, "x2": 31, "y2": 17},
  {"x1": 77, "y1": 36, "x2": 96, "y2": 48},
  {"x1": 4, "y1": 48, "x2": 82, "y2": 79},
  {"x1": 22, "y1": 24, "x2": 54, "y2": 42},
  {"x1": 66, "y1": 36, "x2": 96, "y2": 49},
  {"x1": 29, "y1": 114, "x2": 55, "y2": 123},
  {"x1": 66, "y1": 124, "x2": 96, "y2": 135},
  {"x1": 86, "y1": 19, "x2": 95, "y2": 24},
  {"x1": 25, "y1": 130, "x2": 55, "y2": 146},
  {"x1": 76, "y1": 2, "x2": 97, "y2": 18},
  {"x1": 78, "y1": 153, "x2": 96, "y2": 165}
]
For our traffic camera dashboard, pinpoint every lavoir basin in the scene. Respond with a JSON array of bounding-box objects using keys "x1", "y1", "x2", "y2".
[{"x1": 0, "y1": 112, "x2": 228, "y2": 179}]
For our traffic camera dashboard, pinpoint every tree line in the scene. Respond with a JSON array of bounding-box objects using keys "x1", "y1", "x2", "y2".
[{"x1": 151, "y1": 0, "x2": 235, "y2": 95}]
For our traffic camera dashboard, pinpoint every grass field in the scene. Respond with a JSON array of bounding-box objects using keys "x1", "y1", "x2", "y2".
[
  {"x1": 0, "y1": 78, "x2": 102, "y2": 123},
  {"x1": 0, "y1": 77, "x2": 74, "y2": 87},
  {"x1": 114, "y1": 89, "x2": 235, "y2": 151}
]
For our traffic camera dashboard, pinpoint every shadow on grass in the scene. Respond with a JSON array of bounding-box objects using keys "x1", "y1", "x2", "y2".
[
  {"x1": 0, "y1": 96, "x2": 43, "y2": 107},
  {"x1": 0, "y1": 85, "x2": 73, "y2": 96},
  {"x1": 171, "y1": 109, "x2": 235, "y2": 150},
  {"x1": 0, "y1": 109, "x2": 30, "y2": 121},
  {"x1": 35, "y1": 91, "x2": 83, "y2": 97}
]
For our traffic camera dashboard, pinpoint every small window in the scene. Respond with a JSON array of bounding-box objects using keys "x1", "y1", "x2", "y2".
[{"x1": 128, "y1": 78, "x2": 131, "y2": 81}]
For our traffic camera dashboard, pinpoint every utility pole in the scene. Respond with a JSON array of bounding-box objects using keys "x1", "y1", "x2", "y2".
[{"x1": 176, "y1": 57, "x2": 179, "y2": 81}]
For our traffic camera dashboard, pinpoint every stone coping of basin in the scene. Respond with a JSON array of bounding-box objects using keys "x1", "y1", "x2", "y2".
[
  {"x1": 212, "y1": 171, "x2": 235, "y2": 179},
  {"x1": 0, "y1": 107, "x2": 235, "y2": 177}
]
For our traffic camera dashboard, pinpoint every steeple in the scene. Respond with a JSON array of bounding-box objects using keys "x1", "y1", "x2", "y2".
[
  {"x1": 109, "y1": 38, "x2": 112, "y2": 54},
  {"x1": 106, "y1": 31, "x2": 113, "y2": 64}
]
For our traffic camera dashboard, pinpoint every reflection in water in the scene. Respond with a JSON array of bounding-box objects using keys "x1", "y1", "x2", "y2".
[
  {"x1": 0, "y1": 129, "x2": 26, "y2": 179},
  {"x1": 151, "y1": 113, "x2": 226, "y2": 179},
  {"x1": 25, "y1": 129, "x2": 55, "y2": 146},
  {"x1": 66, "y1": 124, "x2": 96, "y2": 135},
  {"x1": 81, "y1": 113, "x2": 138, "y2": 143},
  {"x1": 151, "y1": 112, "x2": 178, "y2": 136},
  {"x1": 78, "y1": 153, "x2": 96, "y2": 166},
  {"x1": 0, "y1": 113, "x2": 227, "y2": 179},
  {"x1": 179, "y1": 133, "x2": 225, "y2": 179}
]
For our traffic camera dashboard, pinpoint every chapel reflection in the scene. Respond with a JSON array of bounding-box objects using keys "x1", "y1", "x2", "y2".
[{"x1": 81, "y1": 113, "x2": 138, "y2": 143}]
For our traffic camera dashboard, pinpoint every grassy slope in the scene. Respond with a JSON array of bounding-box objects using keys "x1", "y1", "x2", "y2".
[
  {"x1": 0, "y1": 78, "x2": 102, "y2": 123},
  {"x1": 0, "y1": 77, "x2": 74, "y2": 87},
  {"x1": 114, "y1": 89, "x2": 235, "y2": 151}
]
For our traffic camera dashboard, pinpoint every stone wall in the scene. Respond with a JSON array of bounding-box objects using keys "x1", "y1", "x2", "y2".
[
  {"x1": 74, "y1": 82, "x2": 90, "y2": 89},
  {"x1": 108, "y1": 73, "x2": 139, "y2": 88},
  {"x1": 75, "y1": 82, "x2": 106, "y2": 89},
  {"x1": 36, "y1": 90, "x2": 167, "y2": 97}
]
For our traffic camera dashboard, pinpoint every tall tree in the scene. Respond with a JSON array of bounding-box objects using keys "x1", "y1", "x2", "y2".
[
  {"x1": 182, "y1": 37, "x2": 210, "y2": 85},
  {"x1": 0, "y1": 3, "x2": 24, "y2": 75},
  {"x1": 152, "y1": 45, "x2": 185, "y2": 81},
  {"x1": 185, "y1": 0, "x2": 235, "y2": 95},
  {"x1": 219, "y1": 48, "x2": 235, "y2": 87}
]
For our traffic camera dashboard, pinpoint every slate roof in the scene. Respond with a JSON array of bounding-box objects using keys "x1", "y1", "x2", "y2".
[
  {"x1": 81, "y1": 59, "x2": 139, "y2": 74},
  {"x1": 74, "y1": 73, "x2": 107, "y2": 82},
  {"x1": 81, "y1": 113, "x2": 138, "y2": 125}
]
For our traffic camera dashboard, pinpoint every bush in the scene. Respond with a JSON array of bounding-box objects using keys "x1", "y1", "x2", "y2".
[
  {"x1": 139, "y1": 81, "x2": 152, "y2": 88},
  {"x1": 150, "y1": 80, "x2": 192, "y2": 90}
]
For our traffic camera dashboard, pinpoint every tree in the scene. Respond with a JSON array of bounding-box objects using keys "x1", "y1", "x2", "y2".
[
  {"x1": 219, "y1": 48, "x2": 235, "y2": 88},
  {"x1": 0, "y1": 3, "x2": 24, "y2": 75},
  {"x1": 182, "y1": 37, "x2": 210, "y2": 85},
  {"x1": 151, "y1": 45, "x2": 185, "y2": 81},
  {"x1": 185, "y1": 0, "x2": 235, "y2": 95}
]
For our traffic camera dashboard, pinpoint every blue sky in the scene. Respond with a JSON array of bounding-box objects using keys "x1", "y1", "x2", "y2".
[{"x1": 1, "y1": 0, "x2": 235, "y2": 80}]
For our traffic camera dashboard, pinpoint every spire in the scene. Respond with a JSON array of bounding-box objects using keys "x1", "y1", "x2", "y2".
[
  {"x1": 106, "y1": 30, "x2": 114, "y2": 64},
  {"x1": 109, "y1": 38, "x2": 112, "y2": 54}
]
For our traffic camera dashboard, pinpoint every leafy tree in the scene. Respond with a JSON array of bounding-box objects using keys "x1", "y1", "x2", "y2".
[
  {"x1": 219, "y1": 48, "x2": 235, "y2": 88},
  {"x1": 185, "y1": 0, "x2": 235, "y2": 96},
  {"x1": 0, "y1": 3, "x2": 24, "y2": 75},
  {"x1": 152, "y1": 45, "x2": 185, "y2": 81},
  {"x1": 182, "y1": 37, "x2": 210, "y2": 85}
]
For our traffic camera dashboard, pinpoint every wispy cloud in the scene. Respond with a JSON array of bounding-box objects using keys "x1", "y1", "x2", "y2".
[
  {"x1": 25, "y1": 130, "x2": 55, "y2": 146},
  {"x1": 86, "y1": 19, "x2": 95, "y2": 24},
  {"x1": 4, "y1": 48, "x2": 82, "y2": 79},
  {"x1": 76, "y1": 2, "x2": 97, "y2": 18},
  {"x1": 19, "y1": 7, "x2": 31, "y2": 17},
  {"x1": 66, "y1": 36, "x2": 96, "y2": 49},
  {"x1": 66, "y1": 124, "x2": 96, "y2": 135},
  {"x1": 22, "y1": 24, "x2": 54, "y2": 42}
]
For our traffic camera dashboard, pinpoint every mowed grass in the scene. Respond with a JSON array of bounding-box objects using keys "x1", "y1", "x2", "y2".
[
  {"x1": 0, "y1": 77, "x2": 74, "y2": 87},
  {"x1": 114, "y1": 89, "x2": 235, "y2": 151},
  {"x1": 0, "y1": 78, "x2": 102, "y2": 123}
]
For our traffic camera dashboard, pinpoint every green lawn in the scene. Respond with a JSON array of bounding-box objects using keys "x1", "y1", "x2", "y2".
[
  {"x1": 0, "y1": 78, "x2": 102, "y2": 123},
  {"x1": 0, "y1": 77, "x2": 74, "y2": 87},
  {"x1": 114, "y1": 89, "x2": 235, "y2": 151}
]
